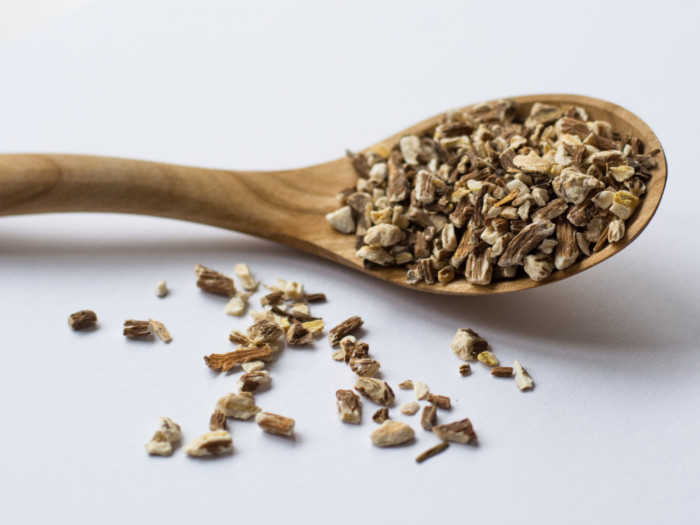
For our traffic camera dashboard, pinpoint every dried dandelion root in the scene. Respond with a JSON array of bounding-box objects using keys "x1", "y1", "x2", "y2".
[
  {"x1": 370, "y1": 420, "x2": 415, "y2": 447},
  {"x1": 330, "y1": 101, "x2": 658, "y2": 286}
]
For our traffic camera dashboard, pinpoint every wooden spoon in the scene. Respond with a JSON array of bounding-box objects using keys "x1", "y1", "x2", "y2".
[{"x1": 0, "y1": 94, "x2": 666, "y2": 295}]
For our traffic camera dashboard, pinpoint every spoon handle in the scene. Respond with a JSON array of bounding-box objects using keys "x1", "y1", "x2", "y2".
[{"x1": 0, "y1": 153, "x2": 350, "y2": 249}]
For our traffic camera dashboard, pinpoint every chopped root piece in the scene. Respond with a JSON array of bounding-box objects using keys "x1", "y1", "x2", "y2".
[
  {"x1": 237, "y1": 371, "x2": 271, "y2": 392},
  {"x1": 229, "y1": 330, "x2": 251, "y2": 346},
  {"x1": 331, "y1": 349, "x2": 346, "y2": 361},
  {"x1": 329, "y1": 315, "x2": 364, "y2": 346},
  {"x1": 149, "y1": 319, "x2": 172, "y2": 343},
  {"x1": 399, "y1": 401, "x2": 420, "y2": 415},
  {"x1": 156, "y1": 417, "x2": 182, "y2": 443},
  {"x1": 459, "y1": 363, "x2": 472, "y2": 376},
  {"x1": 432, "y1": 418, "x2": 477, "y2": 444},
  {"x1": 287, "y1": 322, "x2": 314, "y2": 345},
  {"x1": 336, "y1": 389, "x2": 362, "y2": 424},
  {"x1": 451, "y1": 328, "x2": 488, "y2": 361},
  {"x1": 225, "y1": 292, "x2": 249, "y2": 316},
  {"x1": 209, "y1": 410, "x2": 227, "y2": 431},
  {"x1": 215, "y1": 392, "x2": 261, "y2": 420},
  {"x1": 303, "y1": 293, "x2": 327, "y2": 303},
  {"x1": 145, "y1": 417, "x2": 181, "y2": 457},
  {"x1": 421, "y1": 405, "x2": 437, "y2": 430},
  {"x1": 414, "y1": 381, "x2": 429, "y2": 400},
  {"x1": 427, "y1": 393, "x2": 451, "y2": 410},
  {"x1": 370, "y1": 420, "x2": 415, "y2": 447},
  {"x1": 255, "y1": 412, "x2": 295, "y2": 437},
  {"x1": 349, "y1": 358, "x2": 381, "y2": 377},
  {"x1": 204, "y1": 345, "x2": 275, "y2": 372},
  {"x1": 145, "y1": 431, "x2": 173, "y2": 457},
  {"x1": 261, "y1": 291, "x2": 284, "y2": 306},
  {"x1": 195, "y1": 264, "x2": 236, "y2": 297},
  {"x1": 247, "y1": 320, "x2": 284, "y2": 345},
  {"x1": 477, "y1": 351, "x2": 499, "y2": 367},
  {"x1": 241, "y1": 360, "x2": 265, "y2": 374},
  {"x1": 355, "y1": 377, "x2": 395, "y2": 407},
  {"x1": 155, "y1": 279, "x2": 168, "y2": 298},
  {"x1": 123, "y1": 320, "x2": 151, "y2": 338},
  {"x1": 303, "y1": 319, "x2": 325, "y2": 337},
  {"x1": 416, "y1": 442, "x2": 449, "y2": 463},
  {"x1": 372, "y1": 408, "x2": 389, "y2": 424},
  {"x1": 398, "y1": 380, "x2": 414, "y2": 390},
  {"x1": 234, "y1": 263, "x2": 259, "y2": 291},
  {"x1": 514, "y1": 360, "x2": 535, "y2": 391},
  {"x1": 68, "y1": 310, "x2": 97, "y2": 330},
  {"x1": 183, "y1": 430, "x2": 233, "y2": 457},
  {"x1": 491, "y1": 366, "x2": 514, "y2": 377}
]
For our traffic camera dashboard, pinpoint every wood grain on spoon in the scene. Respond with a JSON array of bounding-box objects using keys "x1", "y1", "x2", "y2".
[{"x1": 0, "y1": 94, "x2": 666, "y2": 295}]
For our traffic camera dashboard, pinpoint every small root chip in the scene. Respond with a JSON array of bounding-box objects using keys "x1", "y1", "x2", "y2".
[
  {"x1": 336, "y1": 389, "x2": 362, "y2": 424},
  {"x1": 68, "y1": 310, "x2": 97, "y2": 330},
  {"x1": 183, "y1": 430, "x2": 233, "y2": 457},
  {"x1": 255, "y1": 412, "x2": 295, "y2": 437},
  {"x1": 149, "y1": 319, "x2": 172, "y2": 343},
  {"x1": 432, "y1": 418, "x2": 477, "y2": 444},
  {"x1": 415, "y1": 442, "x2": 449, "y2": 463},
  {"x1": 370, "y1": 420, "x2": 415, "y2": 447}
]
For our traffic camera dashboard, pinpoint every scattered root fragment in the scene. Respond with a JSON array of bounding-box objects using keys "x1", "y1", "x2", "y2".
[
  {"x1": 287, "y1": 322, "x2": 314, "y2": 345},
  {"x1": 336, "y1": 389, "x2": 362, "y2": 424},
  {"x1": 370, "y1": 420, "x2": 415, "y2": 447},
  {"x1": 415, "y1": 442, "x2": 449, "y2": 464},
  {"x1": 414, "y1": 381, "x2": 429, "y2": 400},
  {"x1": 215, "y1": 393, "x2": 261, "y2": 420},
  {"x1": 210, "y1": 410, "x2": 227, "y2": 431},
  {"x1": 149, "y1": 319, "x2": 172, "y2": 343},
  {"x1": 399, "y1": 401, "x2": 420, "y2": 416},
  {"x1": 329, "y1": 316, "x2": 364, "y2": 346},
  {"x1": 427, "y1": 393, "x2": 451, "y2": 410},
  {"x1": 477, "y1": 351, "x2": 499, "y2": 367},
  {"x1": 331, "y1": 349, "x2": 345, "y2": 361},
  {"x1": 156, "y1": 417, "x2": 182, "y2": 443},
  {"x1": 237, "y1": 371, "x2": 271, "y2": 392},
  {"x1": 145, "y1": 431, "x2": 173, "y2": 457},
  {"x1": 355, "y1": 377, "x2": 395, "y2": 407},
  {"x1": 123, "y1": 320, "x2": 151, "y2": 338},
  {"x1": 349, "y1": 358, "x2": 381, "y2": 377},
  {"x1": 68, "y1": 310, "x2": 97, "y2": 331},
  {"x1": 241, "y1": 360, "x2": 265, "y2": 374},
  {"x1": 247, "y1": 320, "x2": 284, "y2": 345},
  {"x1": 303, "y1": 293, "x2": 326, "y2": 303},
  {"x1": 195, "y1": 264, "x2": 236, "y2": 297},
  {"x1": 255, "y1": 412, "x2": 295, "y2": 437},
  {"x1": 155, "y1": 279, "x2": 168, "y2": 298},
  {"x1": 398, "y1": 380, "x2": 414, "y2": 390},
  {"x1": 459, "y1": 363, "x2": 472, "y2": 376},
  {"x1": 225, "y1": 291, "x2": 250, "y2": 316},
  {"x1": 421, "y1": 405, "x2": 437, "y2": 430},
  {"x1": 451, "y1": 329, "x2": 488, "y2": 361},
  {"x1": 491, "y1": 366, "x2": 514, "y2": 378},
  {"x1": 372, "y1": 408, "x2": 389, "y2": 424},
  {"x1": 183, "y1": 430, "x2": 233, "y2": 457},
  {"x1": 514, "y1": 360, "x2": 534, "y2": 391},
  {"x1": 303, "y1": 319, "x2": 325, "y2": 337},
  {"x1": 145, "y1": 417, "x2": 182, "y2": 457},
  {"x1": 432, "y1": 418, "x2": 477, "y2": 444},
  {"x1": 234, "y1": 263, "x2": 259, "y2": 292},
  {"x1": 204, "y1": 345, "x2": 275, "y2": 372}
]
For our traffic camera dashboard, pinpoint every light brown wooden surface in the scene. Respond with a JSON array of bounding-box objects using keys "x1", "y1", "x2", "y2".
[{"x1": 0, "y1": 94, "x2": 666, "y2": 295}]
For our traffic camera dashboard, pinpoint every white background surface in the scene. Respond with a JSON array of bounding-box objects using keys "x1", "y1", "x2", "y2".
[{"x1": 0, "y1": 1, "x2": 698, "y2": 524}]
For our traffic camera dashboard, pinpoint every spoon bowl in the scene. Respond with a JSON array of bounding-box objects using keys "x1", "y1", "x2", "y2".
[{"x1": 0, "y1": 94, "x2": 666, "y2": 295}]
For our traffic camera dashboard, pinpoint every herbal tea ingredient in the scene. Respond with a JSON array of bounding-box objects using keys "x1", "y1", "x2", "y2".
[
  {"x1": 329, "y1": 100, "x2": 658, "y2": 286},
  {"x1": 68, "y1": 310, "x2": 97, "y2": 330}
]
